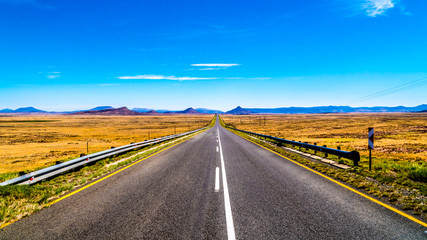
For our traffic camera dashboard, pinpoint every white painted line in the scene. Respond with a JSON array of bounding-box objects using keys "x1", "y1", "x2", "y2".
[
  {"x1": 215, "y1": 167, "x2": 220, "y2": 192},
  {"x1": 217, "y1": 128, "x2": 236, "y2": 240},
  {"x1": 216, "y1": 146, "x2": 219, "y2": 152}
]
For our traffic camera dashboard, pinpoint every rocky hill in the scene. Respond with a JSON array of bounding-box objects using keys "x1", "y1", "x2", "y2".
[
  {"x1": 69, "y1": 107, "x2": 141, "y2": 116},
  {"x1": 225, "y1": 106, "x2": 254, "y2": 115}
]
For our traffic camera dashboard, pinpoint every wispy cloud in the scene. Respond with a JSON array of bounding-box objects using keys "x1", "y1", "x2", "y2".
[
  {"x1": 191, "y1": 63, "x2": 240, "y2": 67},
  {"x1": 46, "y1": 71, "x2": 61, "y2": 79},
  {"x1": 47, "y1": 75, "x2": 60, "y2": 79},
  {"x1": 335, "y1": 0, "x2": 402, "y2": 17},
  {"x1": 117, "y1": 75, "x2": 216, "y2": 81},
  {"x1": 191, "y1": 63, "x2": 240, "y2": 71},
  {"x1": 363, "y1": 0, "x2": 395, "y2": 17}
]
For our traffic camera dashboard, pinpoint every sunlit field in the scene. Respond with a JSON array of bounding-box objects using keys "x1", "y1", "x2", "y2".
[
  {"x1": 0, "y1": 115, "x2": 213, "y2": 174},
  {"x1": 222, "y1": 113, "x2": 427, "y2": 168}
]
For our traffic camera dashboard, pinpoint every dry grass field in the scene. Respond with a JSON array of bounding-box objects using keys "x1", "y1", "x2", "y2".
[
  {"x1": 222, "y1": 113, "x2": 427, "y2": 165},
  {"x1": 0, "y1": 115, "x2": 213, "y2": 174}
]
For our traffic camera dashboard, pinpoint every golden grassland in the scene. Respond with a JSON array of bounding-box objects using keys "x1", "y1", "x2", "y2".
[
  {"x1": 221, "y1": 113, "x2": 427, "y2": 166},
  {"x1": 0, "y1": 115, "x2": 213, "y2": 174}
]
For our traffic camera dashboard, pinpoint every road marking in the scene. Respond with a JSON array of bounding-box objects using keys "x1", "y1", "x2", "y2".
[
  {"x1": 216, "y1": 146, "x2": 219, "y2": 152},
  {"x1": 231, "y1": 129, "x2": 427, "y2": 228},
  {"x1": 217, "y1": 128, "x2": 236, "y2": 240},
  {"x1": 215, "y1": 167, "x2": 220, "y2": 192}
]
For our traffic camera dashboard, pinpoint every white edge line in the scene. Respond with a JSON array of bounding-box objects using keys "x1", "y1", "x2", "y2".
[{"x1": 218, "y1": 128, "x2": 236, "y2": 240}]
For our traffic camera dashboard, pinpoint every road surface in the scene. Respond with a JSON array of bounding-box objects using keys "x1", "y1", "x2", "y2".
[{"x1": 1, "y1": 118, "x2": 426, "y2": 239}]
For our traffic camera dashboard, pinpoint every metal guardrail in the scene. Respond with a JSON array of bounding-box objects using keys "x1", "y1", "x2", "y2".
[
  {"x1": 226, "y1": 127, "x2": 360, "y2": 166},
  {"x1": 0, "y1": 127, "x2": 208, "y2": 186}
]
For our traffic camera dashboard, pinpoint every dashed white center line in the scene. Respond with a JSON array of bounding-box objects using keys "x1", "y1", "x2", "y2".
[
  {"x1": 215, "y1": 167, "x2": 220, "y2": 192},
  {"x1": 216, "y1": 146, "x2": 219, "y2": 152},
  {"x1": 217, "y1": 128, "x2": 236, "y2": 240}
]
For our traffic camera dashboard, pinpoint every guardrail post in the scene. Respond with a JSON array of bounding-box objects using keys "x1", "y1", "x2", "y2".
[
  {"x1": 323, "y1": 145, "x2": 328, "y2": 158},
  {"x1": 337, "y1": 146, "x2": 341, "y2": 161},
  {"x1": 314, "y1": 143, "x2": 317, "y2": 154},
  {"x1": 350, "y1": 151, "x2": 360, "y2": 166}
]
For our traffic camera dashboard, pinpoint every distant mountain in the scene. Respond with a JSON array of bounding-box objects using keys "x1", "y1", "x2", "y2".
[
  {"x1": 226, "y1": 106, "x2": 254, "y2": 115},
  {"x1": 69, "y1": 107, "x2": 141, "y2": 115},
  {"x1": 224, "y1": 104, "x2": 427, "y2": 115},
  {"x1": 352, "y1": 104, "x2": 427, "y2": 113},
  {"x1": 175, "y1": 107, "x2": 202, "y2": 114},
  {"x1": 14, "y1": 107, "x2": 45, "y2": 113},
  {"x1": 90, "y1": 106, "x2": 114, "y2": 111},
  {"x1": 244, "y1": 104, "x2": 427, "y2": 114},
  {"x1": 244, "y1": 106, "x2": 353, "y2": 114},
  {"x1": 143, "y1": 110, "x2": 159, "y2": 115},
  {"x1": 2, "y1": 104, "x2": 425, "y2": 115},
  {"x1": 0, "y1": 108, "x2": 14, "y2": 113},
  {"x1": 195, "y1": 108, "x2": 224, "y2": 114},
  {"x1": 156, "y1": 109, "x2": 174, "y2": 113},
  {"x1": 132, "y1": 108, "x2": 154, "y2": 113}
]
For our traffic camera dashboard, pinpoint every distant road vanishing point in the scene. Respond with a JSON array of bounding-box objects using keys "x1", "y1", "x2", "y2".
[{"x1": 1, "y1": 117, "x2": 426, "y2": 239}]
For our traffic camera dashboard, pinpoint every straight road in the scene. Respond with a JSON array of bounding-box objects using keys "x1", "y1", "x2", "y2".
[{"x1": 1, "y1": 117, "x2": 426, "y2": 239}]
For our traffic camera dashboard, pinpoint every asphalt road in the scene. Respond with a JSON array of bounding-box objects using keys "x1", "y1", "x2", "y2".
[{"x1": 1, "y1": 118, "x2": 426, "y2": 239}]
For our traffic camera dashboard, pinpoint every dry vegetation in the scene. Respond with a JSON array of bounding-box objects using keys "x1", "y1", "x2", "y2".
[
  {"x1": 0, "y1": 115, "x2": 213, "y2": 174},
  {"x1": 221, "y1": 113, "x2": 427, "y2": 166}
]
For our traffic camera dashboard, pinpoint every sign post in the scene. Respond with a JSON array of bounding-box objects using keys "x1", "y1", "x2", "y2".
[{"x1": 368, "y1": 127, "x2": 374, "y2": 171}]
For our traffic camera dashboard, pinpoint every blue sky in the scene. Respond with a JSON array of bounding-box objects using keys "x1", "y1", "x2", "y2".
[{"x1": 0, "y1": 0, "x2": 426, "y2": 111}]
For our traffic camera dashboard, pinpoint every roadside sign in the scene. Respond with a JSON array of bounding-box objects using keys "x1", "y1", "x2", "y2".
[
  {"x1": 368, "y1": 127, "x2": 374, "y2": 150},
  {"x1": 368, "y1": 127, "x2": 374, "y2": 170}
]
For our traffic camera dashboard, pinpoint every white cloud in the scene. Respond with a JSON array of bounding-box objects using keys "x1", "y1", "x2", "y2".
[
  {"x1": 49, "y1": 71, "x2": 60, "y2": 74},
  {"x1": 47, "y1": 75, "x2": 60, "y2": 79},
  {"x1": 117, "y1": 75, "x2": 216, "y2": 81},
  {"x1": 191, "y1": 63, "x2": 240, "y2": 67},
  {"x1": 199, "y1": 68, "x2": 225, "y2": 71},
  {"x1": 363, "y1": 0, "x2": 395, "y2": 17}
]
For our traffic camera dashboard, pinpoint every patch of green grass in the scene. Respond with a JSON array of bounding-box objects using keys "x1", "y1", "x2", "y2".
[
  {"x1": 407, "y1": 164, "x2": 427, "y2": 182},
  {"x1": 0, "y1": 173, "x2": 19, "y2": 183}
]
